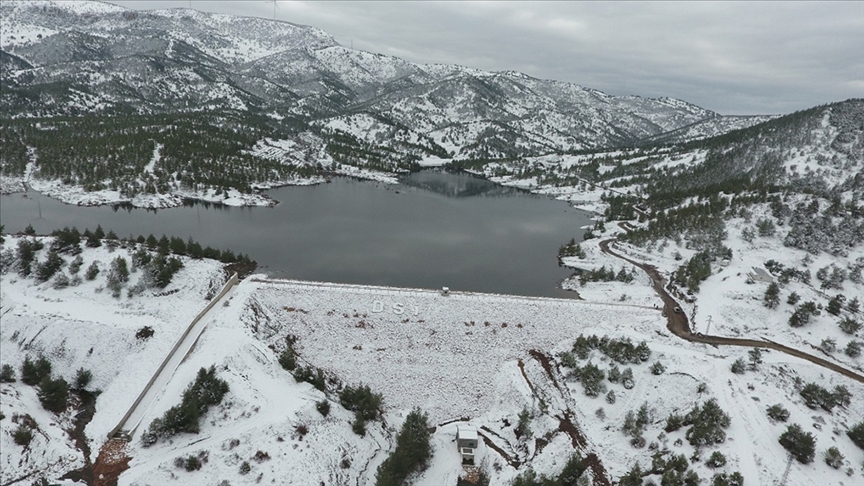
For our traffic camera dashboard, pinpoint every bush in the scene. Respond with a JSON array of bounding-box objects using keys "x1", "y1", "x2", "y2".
[
  {"x1": 316, "y1": 400, "x2": 331, "y2": 417},
  {"x1": 52, "y1": 272, "x2": 70, "y2": 289},
  {"x1": 606, "y1": 390, "x2": 616, "y2": 404},
  {"x1": 730, "y1": 358, "x2": 746, "y2": 374},
  {"x1": 779, "y1": 423, "x2": 816, "y2": 464},
  {"x1": 74, "y1": 368, "x2": 92, "y2": 390},
  {"x1": 38, "y1": 377, "x2": 69, "y2": 413},
  {"x1": 706, "y1": 451, "x2": 727, "y2": 468},
  {"x1": 292, "y1": 366, "x2": 326, "y2": 391},
  {"x1": 0, "y1": 364, "x2": 16, "y2": 382},
  {"x1": 106, "y1": 272, "x2": 123, "y2": 298},
  {"x1": 711, "y1": 472, "x2": 744, "y2": 486},
  {"x1": 787, "y1": 292, "x2": 800, "y2": 305},
  {"x1": 174, "y1": 455, "x2": 202, "y2": 471},
  {"x1": 239, "y1": 461, "x2": 251, "y2": 474},
  {"x1": 136, "y1": 326, "x2": 155, "y2": 340},
  {"x1": 832, "y1": 385, "x2": 852, "y2": 407},
  {"x1": 650, "y1": 361, "x2": 666, "y2": 375},
  {"x1": 340, "y1": 384, "x2": 383, "y2": 421},
  {"x1": 621, "y1": 367, "x2": 635, "y2": 389},
  {"x1": 142, "y1": 366, "x2": 229, "y2": 444},
  {"x1": 13, "y1": 425, "x2": 33, "y2": 446},
  {"x1": 374, "y1": 408, "x2": 432, "y2": 486},
  {"x1": 766, "y1": 404, "x2": 789, "y2": 422},
  {"x1": 824, "y1": 446, "x2": 844, "y2": 469},
  {"x1": 21, "y1": 356, "x2": 52, "y2": 386}
]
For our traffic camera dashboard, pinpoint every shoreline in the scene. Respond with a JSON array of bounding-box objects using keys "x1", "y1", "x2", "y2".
[{"x1": 0, "y1": 166, "x2": 402, "y2": 210}]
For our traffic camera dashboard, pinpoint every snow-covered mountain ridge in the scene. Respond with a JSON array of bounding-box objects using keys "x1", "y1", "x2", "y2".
[{"x1": 1, "y1": 0, "x2": 771, "y2": 160}]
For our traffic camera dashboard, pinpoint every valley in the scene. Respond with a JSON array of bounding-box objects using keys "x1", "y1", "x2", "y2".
[{"x1": 1, "y1": 2, "x2": 863, "y2": 486}]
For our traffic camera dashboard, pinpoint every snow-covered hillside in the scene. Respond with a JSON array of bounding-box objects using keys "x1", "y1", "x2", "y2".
[
  {"x1": 1, "y1": 0, "x2": 766, "y2": 158},
  {"x1": 2, "y1": 234, "x2": 863, "y2": 486}
]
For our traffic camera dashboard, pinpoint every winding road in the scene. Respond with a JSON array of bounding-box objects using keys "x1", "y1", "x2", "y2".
[{"x1": 598, "y1": 237, "x2": 864, "y2": 385}]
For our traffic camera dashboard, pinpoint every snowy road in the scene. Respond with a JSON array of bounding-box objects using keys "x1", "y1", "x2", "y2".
[{"x1": 109, "y1": 276, "x2": 238, "y2": 438}]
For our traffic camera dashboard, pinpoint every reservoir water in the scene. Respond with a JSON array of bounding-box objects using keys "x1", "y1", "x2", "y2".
[{"x1": 0, "y1": 170, "x2": 591, "y2": 297}]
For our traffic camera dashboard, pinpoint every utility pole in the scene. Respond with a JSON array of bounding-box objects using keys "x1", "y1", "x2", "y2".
[{"x1": 778, "y1": 453, "x2": 793, "y2": 486}]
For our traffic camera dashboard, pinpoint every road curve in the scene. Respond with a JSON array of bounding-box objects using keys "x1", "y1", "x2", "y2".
[{"x1": 598, "y1": 238, "x2": 864, "y2": 385}]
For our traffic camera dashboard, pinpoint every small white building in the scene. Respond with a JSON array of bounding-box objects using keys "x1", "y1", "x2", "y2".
[
  {"x1": 747, "y1": 267, "x2": 773, "y2": 283},
  {"x1": 456, "y1": 425, "x2": 478, "y2": 465}
]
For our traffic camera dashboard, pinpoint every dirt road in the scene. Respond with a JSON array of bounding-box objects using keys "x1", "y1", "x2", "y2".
[{"x1": 598, "y1": 238, "x2": 864, "y2": 385}]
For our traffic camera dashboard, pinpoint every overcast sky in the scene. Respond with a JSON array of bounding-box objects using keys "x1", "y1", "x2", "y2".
[{"x1": 110, "y1": 1, "x2": 863, "y2": 115}]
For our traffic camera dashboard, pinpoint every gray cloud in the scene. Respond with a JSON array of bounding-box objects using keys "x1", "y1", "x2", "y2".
[{"x1": 111, "y1": 1, "x2": 863, "y2": 115}]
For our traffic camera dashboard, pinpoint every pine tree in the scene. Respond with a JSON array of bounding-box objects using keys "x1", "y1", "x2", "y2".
[
  {"x1": 374, "y1": 408, "x2": 432, "y2": 486},
  {"x1": 845, "y1": 341, "x2": 862, "y2": 357},
  {"x1": 826, "y1": 295, "x2": 845, "y2": 316},
  {"x1": 847, "y1": 421, "x2": 864, "y2": 450},
  {"x1": 111, "y1": 256, "x2": 130, "y2": 283},
  {"x1": 21, "y1": 356, "x2": 52, "y2": 386},
  {"x1": 85, "y1": 261, "x2": 100, "y2": 280},
  {"x1": 685, "y1": 399, "x2": 731, "y2": 446},
  {"x1": 0, "y1": 364, "x2": 16, "y2": 382},
  {"x1": 85, "y1": 229, "x2": 102, "y2": 248},
  {"x1": 36, "y1": 249, "x2": 65, "y2": 282},
  {"x1": 38, "y1": 377, "x2": 69, "y2": 413},
  {"x1": 839, "y1": 317, "x2": 861, "y2": 335},
  {"x1": 74, "y1": 368, "x2": 92, "y2": 389},
  {"x1": 848, "y1": 297, "x2": 861, "y2": 314},
  {"x1": 516, "y1": 408, "x2": 532, "y2": 439},
  {"x1": 779, "y1": 423, "x2": 816, "y2": 463},
  {"x1": 763, "y1": 282, "x2": 780, "y2": 309}
]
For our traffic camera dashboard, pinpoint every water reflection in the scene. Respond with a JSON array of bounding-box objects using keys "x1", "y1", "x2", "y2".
[
  {"x1": 399, "y1": 169, "x2": 526, "y2": 198},
  {"x1": 0, "y1": 171, "x2": 588, "y2": 297}
]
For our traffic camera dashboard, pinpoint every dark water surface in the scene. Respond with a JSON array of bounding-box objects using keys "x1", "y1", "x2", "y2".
[{"x1": 0, "y1": 171, "x2": 590, "y2": 297}]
